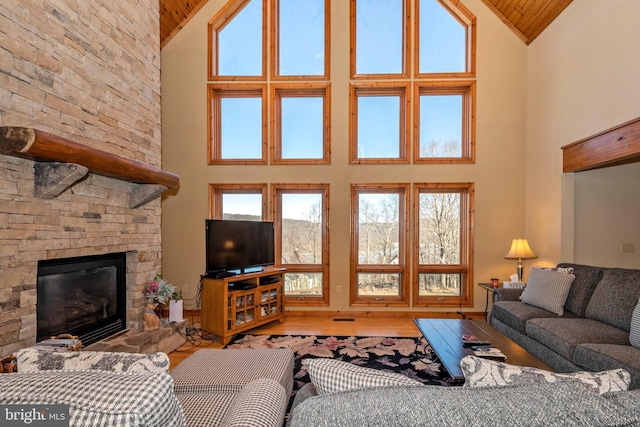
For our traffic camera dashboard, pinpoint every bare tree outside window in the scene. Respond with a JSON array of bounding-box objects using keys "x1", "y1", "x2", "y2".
[
  {"x1": 356, "y1": 192, "x2": 403, "y2": 297},
  {"x1": 278, "y1": 191, "x2": 327, "y2": 298}
]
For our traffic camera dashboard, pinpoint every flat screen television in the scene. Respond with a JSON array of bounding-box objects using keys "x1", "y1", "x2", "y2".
[{"x1": 205, "y1": 219, "x2": 275, "y2": 277}]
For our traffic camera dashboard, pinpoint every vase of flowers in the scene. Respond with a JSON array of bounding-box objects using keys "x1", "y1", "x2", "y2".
[{"x1": 143, "y1": 274, "x2": 178, "y2": 331}]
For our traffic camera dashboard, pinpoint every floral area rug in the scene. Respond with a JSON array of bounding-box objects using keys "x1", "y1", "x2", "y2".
[{"x1": 225, "y1": 334, "x2": 452, "y2": 407}]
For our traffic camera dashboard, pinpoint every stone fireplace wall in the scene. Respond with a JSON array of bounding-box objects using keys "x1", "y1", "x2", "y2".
[{"x1": 0, "y1": 2, "x2": 163, "y2": 355}]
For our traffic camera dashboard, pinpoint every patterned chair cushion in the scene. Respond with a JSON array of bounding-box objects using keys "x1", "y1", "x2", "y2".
[
  {"x1": 521, "y1": 267, "x2": 575, "y2": 316},
  {"x1": 303, "y1": 358, "x2": 422, "y2": 395},
  {"x1": 171, "y1": 348, "x2": 294, "y2": 395},
  {"x1": 16, "y1": 348, "x2": 170, "y2": 373},
  {"x1": 0, "y1": 370, "x2": 185, "y2": 426},
  {"x1": 631, "y1": 298, "x2": 640, "y2": 348},
  {"x1": 461, "y1": 355, "x2": 630, "y2": 394},
  {"x1": 220, "y1": 378, "x2": 287, "y2": 427}
]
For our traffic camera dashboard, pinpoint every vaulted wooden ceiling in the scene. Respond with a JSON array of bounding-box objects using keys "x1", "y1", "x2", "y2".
[{"x1": 159, "y1": 0, "x2": 573, "y2": 48}]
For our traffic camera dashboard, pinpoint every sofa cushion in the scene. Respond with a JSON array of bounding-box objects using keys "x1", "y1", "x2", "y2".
[
  {"x1": 526, "y1": 318, "x2": 630, "y2": 360},
  {"x1": 490, "y1": 301, "x2": 578, "y2": 335},
  {"x1": 171, "y1": 348, "x2": 294, "y2": 395},
  {"x1": 303, "y1": 358, "x2": 422, "y2": 395},
  {"x1": 574, "y1": 343, "x2": 640, "y2": 390},
  {"x1": 220, "y1": 378, "x2": 287, "y2": 427},
  {"x1": 631, "y1": 298, "x2": 640, "y2": 348},
  {"x1": 521, "y1": 267, "x2": 575, "y2": 316},
  {"x1": 585, "y1": 268, "x2": 640, "y2": 331},
  {"x1": 0, "y1": 370, "x2": 185, "y2": 426},
  {"x1": 16, "y1": 348, "x2": 170, "y2": 373},
  {"x1": 287, "y1": 382, "x2": 640, "y2": 427},
  {"x1": 177, "y1": 392, "x2": 235, "y2": 427},
  {"x1": 557, "y1": 263, "x2": 603, "y2": 316},
  {"x1": 460, "y1": 355, "x2": 630, "y2": 394}
]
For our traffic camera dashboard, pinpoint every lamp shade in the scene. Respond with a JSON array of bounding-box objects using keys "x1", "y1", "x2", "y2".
[{"x1": 504, "y1": 238, "x2": 537, "y2": 260}]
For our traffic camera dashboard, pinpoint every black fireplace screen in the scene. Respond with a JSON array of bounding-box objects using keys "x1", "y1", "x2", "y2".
[{"x1": 37, "y1": 252, "x2": 127, "y2": 346}]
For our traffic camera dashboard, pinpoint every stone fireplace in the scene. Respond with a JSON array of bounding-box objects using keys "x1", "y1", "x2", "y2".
[{"x1": 0, "y1": 2, "x2": 173, "y2": 355}]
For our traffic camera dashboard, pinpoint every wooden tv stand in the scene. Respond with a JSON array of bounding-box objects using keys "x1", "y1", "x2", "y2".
[{"x1": 200, "y1": 268, "x2": 286, "y2": 345}]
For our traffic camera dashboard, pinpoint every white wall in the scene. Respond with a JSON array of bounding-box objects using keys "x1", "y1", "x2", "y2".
[
  {"x1": 526, "y1": 0, "x2": 640, "y2": 267},
  {"x1": 161, "y1": 0, "x2": 530, "y2": 312}
]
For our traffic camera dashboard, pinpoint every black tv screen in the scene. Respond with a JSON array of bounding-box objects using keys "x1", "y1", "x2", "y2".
[{"x1": 205, "y1": 219, "x2": 275, "y2": 277}]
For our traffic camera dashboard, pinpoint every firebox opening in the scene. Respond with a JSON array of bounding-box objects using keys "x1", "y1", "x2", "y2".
[{"x1": 37, "y1": 252, "x2": 127, "y2": 346}]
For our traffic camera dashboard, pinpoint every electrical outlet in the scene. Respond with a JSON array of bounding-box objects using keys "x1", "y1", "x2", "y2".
[
  {"x1": 336, "y1": 285, "x2": 342, "y2": 293},
  {"x1": 184, "y1": 284, "x2": 190, "y2": 293}
]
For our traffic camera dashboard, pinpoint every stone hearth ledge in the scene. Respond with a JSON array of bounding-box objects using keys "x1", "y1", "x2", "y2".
[{"x1": 84, "y1": 321, "x2": 187, "y2": 354}]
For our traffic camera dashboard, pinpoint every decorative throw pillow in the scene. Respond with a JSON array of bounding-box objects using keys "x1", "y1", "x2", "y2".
[
  {"x1": 460, "y1": 355, "x2": 630, "y2": 395},
  {"x1": 535, "y1": 265, "x2": 575, "y2": 275},
  {"x1": 16, "y1": 348, "x2": 170, "y2": 374},
  {"x1": 630, "y1": 297, "x2": 640, "y2": 348},
  {"x1": 303, "y1": 358, "x2": 422, "y2": 395},
  {"x1": 521, "y1": 267, "x2": 575, "y2": 315}
]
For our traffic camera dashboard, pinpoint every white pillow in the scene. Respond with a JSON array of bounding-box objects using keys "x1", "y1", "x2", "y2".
[
  {"x1": 521, "y1": 267, "x2": 575, "y2": 315},
  {"x1": 303, "y1": 358, "x2": 422, "y2": 395},
  {"x1": 630, "y1": 297, "x2": 640, "y2": 348},
  {"x1": 461, "y1": 356, "x2": 630, "y2": 395}
]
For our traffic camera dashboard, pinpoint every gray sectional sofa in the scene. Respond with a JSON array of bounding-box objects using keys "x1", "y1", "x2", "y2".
[
  {"x1": 488, "y1": 263, "x2": 640, "y2": 389},
  {"x1": 287, "y1": 356, "x2": 640, "y2": 426}
]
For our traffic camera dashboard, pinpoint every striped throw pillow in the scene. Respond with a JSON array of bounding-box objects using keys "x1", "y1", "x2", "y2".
[
  {"x1": 521, "y1": 267, "x2": 575, "y2": 316},
  {"x1": 631, "y1": 298, "x2": 640, "y2": 348}
]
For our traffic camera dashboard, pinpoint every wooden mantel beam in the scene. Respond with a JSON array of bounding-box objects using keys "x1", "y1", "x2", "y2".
[
  {"x1": 562, "y1": 117, "x2": 640, "y2": 173},
  {"x1": 0, "y1": 127, "x2": 179, "y2": 189}
]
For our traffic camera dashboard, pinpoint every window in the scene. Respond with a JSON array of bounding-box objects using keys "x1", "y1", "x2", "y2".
[
  {"x1": 414, "y1": 81, "x2": 475, "y2": 162},
  {"x1": 350, "y1": 84, "x2": 409, "y2": 163},
  {"x1": 414, "y1": 183, "x2": 474, "y2": 306},
  {"x1": 273, "y1": 185, "x2": 330, "y2": 305},
  {"x1": 272, "y1": 84, "x2": 331, "y2": 163},
  {"x1": 208, "y1": 85, "x2": 267, "y2": 164},
  {"x1": 416, "y1": 0, "x2": 472, "y2": 76},
  {"x1": 209, "y1": 0, "x2": 266, "y2": 79},
  {"x1": 209, "y1": 184, "x2": 268, "y2": 220},
  {"x1": 352, "y1": 0, "x2": 409, "y2": 77},
  {"x1": 351, "y1": 184, "x2": 409, "y2": 305},
  {"x1": 350, "y1": 0, "x2": 476, "y2": 164},
  {"x1": 208, "y1": 0, "x2": 330, "y2": 165},
  {"x1": 273, "y1": 0, "x2": 329, "y2": 78}
]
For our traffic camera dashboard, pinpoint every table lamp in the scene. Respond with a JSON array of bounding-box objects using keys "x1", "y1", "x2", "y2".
[{"x1": 504, "y1": 238, "x2": 537, "y2": 282}]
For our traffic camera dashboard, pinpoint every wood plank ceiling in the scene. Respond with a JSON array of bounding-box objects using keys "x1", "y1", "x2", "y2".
[{"x1": 159, "y1": 0, "x2": 573, "y2": 48}]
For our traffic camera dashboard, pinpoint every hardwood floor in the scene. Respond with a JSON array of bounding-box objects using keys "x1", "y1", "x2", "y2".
[{"x1": 168, "y1": 313, "x2": 425, "y2": 369}]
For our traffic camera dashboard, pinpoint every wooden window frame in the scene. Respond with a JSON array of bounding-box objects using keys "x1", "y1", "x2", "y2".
[
  {"x1": 413, "y1": 81, "x2": 476, "y2": 163},
  {"x1": 207, "y1": 83, "x2": 268, "y2": 165},
  {"x1": 350, "y1": 183, "x2": 410, "y2": 306},
  {"x1": 271, "y1": 0, "x2": 331, "y2": 80},
  {"x1": 271, "y1": 83, "x2": 331, "y2": 164},
  {"x1": 272, "y1": 184, "x2": 330, "y2": 306},
  {"x1": 413, "y1": 182, "x2": 474, "y2": 307},
  {"x1": 349, "y1": 82, "x2": 410, "y2": 164},
  {"x1": 414, "y1": 0, "x2": 476, "y2": 79},
  {"x1": 208, "y1": 183, "x2": 268, "y2": 219},
  {"x1": 350, "y1": 0, "x2": 411, "y2": 79},
  {"x1": 208, "y1": 0, "x2": 267, "y2": 81}
]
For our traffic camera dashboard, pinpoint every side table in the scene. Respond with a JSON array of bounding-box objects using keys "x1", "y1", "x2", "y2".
[{"x1": 477, "y1": 283, "x2": 501, "y2": 319}]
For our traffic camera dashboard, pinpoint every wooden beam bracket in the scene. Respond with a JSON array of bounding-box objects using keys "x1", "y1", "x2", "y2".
[
  {"x1": 34, "y1": 162, "x2": 89, "y2": 199},
  {"x1": 0, "y1": 126, "x2": 179, "y2": 208},
  {"x1": 129, "y1": 184, "x2": 168, "y2": 209}
]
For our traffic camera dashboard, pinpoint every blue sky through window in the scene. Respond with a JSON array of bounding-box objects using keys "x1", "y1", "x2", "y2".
[
  {"x1": 279, "y1": 0, "x2": 325, "y2": 75},
  {"x1": 215, "y1": 0, "x2": 466, "y2": 161},
  {"x1": 281, "y1": 97, "x2": 323, "y2": 159},
  {"x1": 219, "y1": 0, "x2": 262, "y2": 76}
]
